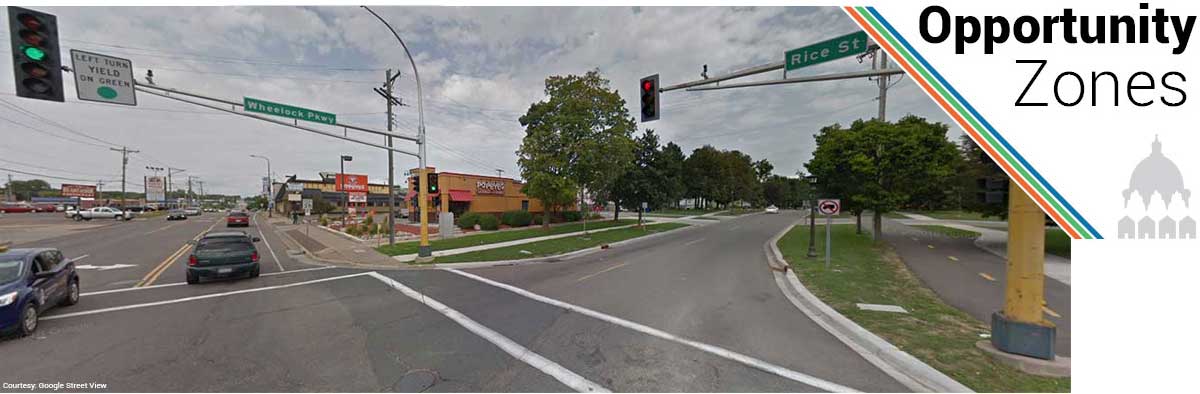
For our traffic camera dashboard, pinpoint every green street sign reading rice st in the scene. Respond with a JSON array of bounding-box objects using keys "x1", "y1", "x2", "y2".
[
  {"x1": 785, "y1": 31, "x2": 869, "y2": 71},
  {"x1": 243, "y1": 97, "x2": 336, "y2": 125}
]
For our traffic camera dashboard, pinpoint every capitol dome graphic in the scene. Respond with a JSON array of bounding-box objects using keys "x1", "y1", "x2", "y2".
[{"x1": 1119, "y1": 136, "x2": 1195, "y2": 239}]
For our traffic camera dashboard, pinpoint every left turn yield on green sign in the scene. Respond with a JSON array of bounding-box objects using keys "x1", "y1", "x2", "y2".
[{"x1": 70, "y1": 49, "x2": 136, "y2": 106}]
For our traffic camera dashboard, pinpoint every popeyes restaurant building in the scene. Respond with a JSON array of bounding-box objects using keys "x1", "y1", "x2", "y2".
[{"x1": 405, "y1": 167, "x2": 564, "y2": 220}]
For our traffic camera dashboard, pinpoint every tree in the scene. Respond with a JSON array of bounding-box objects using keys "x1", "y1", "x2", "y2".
[
  {"x1": 684, "y1": 145, "x2": 722, "y2": 209},
  {"x1": 658, "y1": 142, "x2": 688, "y2": 209},
  {"x1": 523, "y1": 172, "x2": 578, "y2": 228},
  {"x1": 612, "y1": 129, "x2": 670, "y2": 222},
  {"x1": 754, "y1": 159, "x2": 774, "y2": 183},
  {"x1": 806, "y1": 116, "x2": 960, "y2": 238},
  {"x1": 957, "y1": 134, "x2": 1008, "y2": 219},
  {"x1": 5, "y1": 179, "x2": 52, "y2": 201},
  {"x1": 517, "y1": 70, "x2": 636, "y2": 229}
]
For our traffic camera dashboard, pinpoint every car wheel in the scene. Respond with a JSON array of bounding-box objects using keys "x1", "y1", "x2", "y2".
[
  {"x1": 60, "y1": 279, "x2": 80, "y2": 306},
  {"x1": 186, "y1": 272, "x2": 199, "y2": 285},
  {"x1": 73, "y1": 215, "x2": 82, "y2": 221},
  {"x1": 18, "y1": 304, "x2": 38, "y2": 337}
]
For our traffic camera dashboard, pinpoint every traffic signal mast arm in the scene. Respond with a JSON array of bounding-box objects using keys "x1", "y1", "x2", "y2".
[{"x1": 131, "y1": 81, "x2": 420, "y2": 157}]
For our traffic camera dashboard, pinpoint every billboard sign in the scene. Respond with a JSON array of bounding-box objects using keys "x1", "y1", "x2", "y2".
[
  {"x1": 348, "y1": 192, "x2": 367, "y2": 203},
  {"x1": 61, "y1": 184, "x2": 96, "y2": 198},
  {"x1": 145, "y1": 176, "x2": 165, "y2": 202},
  {"x1": 337, "y1": 174, "x2": 368, "y2": 192}
]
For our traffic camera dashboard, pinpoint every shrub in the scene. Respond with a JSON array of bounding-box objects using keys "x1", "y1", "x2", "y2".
[
  {"x1": 477, "y1": 214, "x2": 500, "y2": 231},
  {"x1": 364, "y1": 214, "x2": 375, "y2": 227},
  {"x1": 344, "y1": 224, "x2": 360, "y2": 236},
  {"x1": 563, "y1": 210, "x2": 582, "y2": 222},
  {"x1": 457, "y1": 212, "x2": 481, "y2": 229},
  {"x1": 501, "y1": 210, "x2": 534, "y2": 227},
  {"x1": 320, "y1": 216, "x2": 330, "y2": 226}
]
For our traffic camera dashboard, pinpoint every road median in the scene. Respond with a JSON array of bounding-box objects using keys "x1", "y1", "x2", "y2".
[
  {"x1": 773, "y1": 223, "x2": 1069, "y2": 392},
  {"x1": 427, "y1": 222, "x2": 689, "y2": 264}
]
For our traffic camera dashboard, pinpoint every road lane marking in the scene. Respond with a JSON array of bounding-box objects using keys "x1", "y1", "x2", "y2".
[
  {"x1": 1043, "y1": 306, "x2": 1061, "y2": 318},
  {"x1": 368, "y1": 272, "x2": 609, "y2": 393},
  {"x1": 446, "y1": 268, "x2": 860, "y2": 393},
  {"x1": 47, "y1": 272, "x2": 372, "y2": 321},
  {"x1": 576, "y1": 262, "x2": 628, "y2": 282},
  {"x1": 138, "y1": 219, "x2": 221, "y2": 287},
  {"x1": 143, "y1": 221, "x2": 182, "y2": 235},
  {"x1": 728, "y1": 225, "x2": 741, "y2": 231},
  {"x1": 253, "y1": 213, "x2": 284, "y2": 272},
  {"x1": 69, "y1": 254, "x2": 90, "y2": 263},
  {"x1": 947, "y1": 256, "x2": 959, "y2": 262},
  {"x1": 978, "y1": 273, "x2": 995, "y2": 281},
  {"x1": 927, "y1": 244, "x2": 935, "y2": 249},
  {"x1": 683, "y1": 238, "x2": 705, "y2": 246},
  {"x1": 83, "y1": 266, "x2": 335, "y2": 297}
]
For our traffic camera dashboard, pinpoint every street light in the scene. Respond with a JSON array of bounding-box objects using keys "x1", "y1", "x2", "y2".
[
  {"x1": 250, "y1": 155, "x2": 271, "y2": 218},
  {"x1": 362, "y1": 5, "x2": 433, "y2": 261},
  {"x1": 340, "y1": 155, "x2": 352, "y2": 222},
  {"x1": 806, "y1": 175, "x2": 818, "y2": 258}
]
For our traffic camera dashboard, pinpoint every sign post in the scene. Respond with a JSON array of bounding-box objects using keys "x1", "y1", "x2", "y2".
[
  {"x1": 70, "y1": 50, "x2": 137, "y2": 106},
  {"x1": 817, "y1": 199, "x2": 841, "y2": 269},
  {"x1": 784, "y1": 31, "x2": 868, "y2": 75}
]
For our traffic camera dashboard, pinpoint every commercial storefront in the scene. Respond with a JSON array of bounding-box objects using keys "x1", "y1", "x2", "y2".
[
  {"x1": 272, "y1": 173, "x2": 402, "y2": 215},
  {"x1": 405, "y1": 168, "x2": 565, "y2": 220}
]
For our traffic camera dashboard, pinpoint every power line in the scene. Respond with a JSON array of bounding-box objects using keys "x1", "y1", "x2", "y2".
[
  {"x1": 0, "y1": 98, "x2": 123, "y2": 148},
  {"x1": 60, "y1": 38, "x2": 387, "y2": 71},
  {"x1": 0, "y1": 112, "x2": 113, "y2": 149},
  {"x1": 0, "y1": 166, "x2": 115, "y2": 183},
  {"x1": 0, "y1": 157, "x2": 120, "y2": 179},
  {"x1": 140, "y1": 66, "x2": 379, "y2": 85}
]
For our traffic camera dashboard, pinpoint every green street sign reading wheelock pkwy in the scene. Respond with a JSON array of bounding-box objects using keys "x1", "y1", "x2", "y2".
[
  {"x1": 785, "y1": 31, "x2": 869, "y2": 71},
  {"x1": 243, "y1": 97, "x2": 336, "y2": 125}
]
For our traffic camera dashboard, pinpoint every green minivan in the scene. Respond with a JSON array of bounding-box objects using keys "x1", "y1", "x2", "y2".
[{"x1": 186, "y1": 231, "x2": 261, "y2": 284}]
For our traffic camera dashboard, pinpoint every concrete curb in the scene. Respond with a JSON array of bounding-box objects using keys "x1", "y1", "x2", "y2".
[
  {"x1": 765, "y1": 219, "x2": 974, "y2": 393},
  {"x1": 389, "y1": 219, "x2": 674, "y2": 263},
  {"x1": 317, "y1": 224, "x2": 367, "y2": 243}
]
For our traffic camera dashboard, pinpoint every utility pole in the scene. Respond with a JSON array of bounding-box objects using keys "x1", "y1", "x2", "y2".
[
  {"x1": 187, "y1": 176, "x2": 199, "y2": 207},
  {"x1": 383, "y1": 68, "x2": 398, "y2": 245},
  {"x1": 198, "y1": 181, "x2": 205, "y2": 206},
  {"x1": 96, "y1": 180, "x2": 104, "y2": 205},
  {"x1": 874, "y1": 51, "x2": 889, "y2": 121},
  {"x1": 167, "y1": 167, "x2": 185, "y2": 208},
  {"x1": 495, "y1": 169, "x2": 504, "y2": 178},
  {"x1": 250, "y1": 155, "x2": 271, "y2": 217},
  {"x1": 4, "y1": 174, "x2": 11, "y2": 202},
  {"x1": 110, "y1": 146, "x2": 140, "y2": 209}
]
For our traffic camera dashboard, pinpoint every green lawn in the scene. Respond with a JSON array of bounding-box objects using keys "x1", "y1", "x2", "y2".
[
  {"x1": 918, "y1": 210, "x2": 1003, "y2": 221},
  {"x1": 430, "y1": 222, "x2": 689, "y2": 264},
  {"x1": 913, "y1": 225, "x2": 983, "y2": 239},
  {"x1": 778, "y1": 224, "x2": 1069, "y2": 392},
  {"x1": 376, "y1": 219, "x2": 637, "y2": 256},
  {"x1": 1045, "y1": 228, "x2": 1071, "y2": 258}
]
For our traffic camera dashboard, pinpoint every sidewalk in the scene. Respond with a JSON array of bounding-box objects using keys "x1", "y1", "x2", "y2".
[
  {"x1": 388, "y1": 219, "x2": 663, "y2": 262},
  {"x1": 273, "y1": 219, "x2": 398, "y2": 267}
]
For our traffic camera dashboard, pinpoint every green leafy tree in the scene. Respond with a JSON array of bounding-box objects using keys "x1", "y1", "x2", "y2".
[
  {"x1": 517, "y1": 70, "x2": 636, "y2": 229},
  {"x1": 612, "y1": 129, "x2": 669, "y2": 222},
  {"x1": 684, "y1": 145, "x2": 722, "y2": 209},
  {"x1": 658, "y1": 142, "x2": 688, "y2": 208},
  {"x1": 957, "y1": 134, "x2": 1007, "y2": 219},
  {"x1": 807, "y1": 123, "x2": 870, "y2": 232}
]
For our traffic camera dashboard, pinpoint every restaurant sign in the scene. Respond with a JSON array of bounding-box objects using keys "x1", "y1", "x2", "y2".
[{"x1": 476, "y1": 180, "x2": 506, "y2": 195}]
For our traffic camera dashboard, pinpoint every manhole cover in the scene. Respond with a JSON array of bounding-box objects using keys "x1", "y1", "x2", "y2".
[{"x1": 395, "y1": 369, "x2": 439, "y2": 392}]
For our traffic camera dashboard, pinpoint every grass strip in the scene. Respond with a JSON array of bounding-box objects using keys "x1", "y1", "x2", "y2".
[
  {"x1": 377, "y1": 219, "x2": 636, "y2": 256},
  {"x1": 1045, "y1": 228, "x2": 1070, "y2": 258},
  {"x1": 778, "y1": 224, "x2": 1069, "y2": 392},
  {"x1": 430, "y1": 222, "x2": 689, "y2": 264}
]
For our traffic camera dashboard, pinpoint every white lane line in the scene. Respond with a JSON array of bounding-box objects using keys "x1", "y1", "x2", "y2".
[
  {"x1": 47, "y1": 272, "x2": 371, "y2": 321},
  {"x1": 683, "y1": 238, "x2": 705, "y2": 247},
  {"x1": 81, "y1": 266, "x2": 335, "y2": 297},
  {"x1": 367, "y1": 272, "x2": 609, "y2": 393},
  {"x1": 576, "y1": 262, "x2": 628, "y2": 282},
  {"x1": 728, "y1": 225, "x2": 741, "y2": 231},
  {"x1": 253, "y1": 213, "x2": 285, "y2": 272},
  {"x1": 69, "y1": 254, "x2": 90, "y2": 263},
  {"x1": 445, "y1": 268, "x2": 860, "y2": 393}
]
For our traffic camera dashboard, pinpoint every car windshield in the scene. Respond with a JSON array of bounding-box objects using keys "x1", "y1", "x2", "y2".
[
  {"x1": 196, "y1": 237, "x2": 252, "y2": 254},
  {"x1": 0, "y1": 259, "x2": 22, "y2": 284}
]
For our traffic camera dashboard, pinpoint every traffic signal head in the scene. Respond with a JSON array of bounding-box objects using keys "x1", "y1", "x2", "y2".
[
  {"x1": 8, "y1": 7, "x2": 63, "y2": 102},
  {"x1": 639, "y1": 74, "x2": 659, "y2": 122},
  {"x1": 427, "y1": 173, "x2": 439, "y2": 194}
]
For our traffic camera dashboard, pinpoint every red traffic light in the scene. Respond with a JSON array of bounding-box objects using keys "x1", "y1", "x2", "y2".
[
  {"x1": 17, "y1": 13, "x2": 42, "y2": 30},
  {"x1": 642, "y1": 80, "x2": 654, "y2": 92}
]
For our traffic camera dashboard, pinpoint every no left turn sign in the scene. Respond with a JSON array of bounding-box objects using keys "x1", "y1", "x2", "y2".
[{"x1": 818, "y1": 199, "x2": 840, "y2": 215}]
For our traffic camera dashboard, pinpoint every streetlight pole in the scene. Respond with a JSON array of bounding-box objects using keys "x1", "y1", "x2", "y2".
[
  {"x1": 363, "y1": 5, "x2": 432, "y2": 261},
  {"x1": 340, "y1": 155, "x2": 352, "y2": 223},
  {"x1": 806, "y1": 175, "x2": 818, "y2": 258},
  {"x1": 250, "y1": 155, "x2": 271, "y2": 218},
  {"x1": 167, "y1": 167, "x2": 185, "y2": 208}
]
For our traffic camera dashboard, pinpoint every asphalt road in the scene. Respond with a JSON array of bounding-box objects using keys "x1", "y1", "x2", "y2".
[{"x1": 1, "y1": 211, "x2": 907, "y2": 392}]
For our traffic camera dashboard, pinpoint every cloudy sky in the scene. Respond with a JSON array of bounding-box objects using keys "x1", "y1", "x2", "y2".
[{"x1": 1, "y1": 6, "x2": 959, "y2": 197}]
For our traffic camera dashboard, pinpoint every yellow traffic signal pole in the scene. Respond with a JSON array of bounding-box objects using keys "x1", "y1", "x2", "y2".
[
  {"x1": 417, "y1": 166, "x2": 432, "y2": 262},
  {"x1": 990, "y1": 180, "x2": 1056, "y2": 360}
]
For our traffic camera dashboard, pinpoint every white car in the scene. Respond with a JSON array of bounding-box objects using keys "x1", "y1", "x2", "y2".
[
  {"x1": 74, "y1": 207, "x2": 132, "y2": 221},
  {"x1": 765, "y1": 205, "x2": 779, "y2": 214}
]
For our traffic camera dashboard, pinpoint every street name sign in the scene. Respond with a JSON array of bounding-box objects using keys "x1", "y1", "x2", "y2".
[
  {"x1": 244, "y1": 97, "x2": 336, "y2": 125},
  {"x1": 70, "y1": 50, "x2": 136, "y2": 106},
  {"x1": 785, "y1": 31, "x2": 868, "y2": 72},
  {"x1": 818, "y1": 199, "x2": 841, "y2": 215},
  {"x1": 302, "y1": 198, "x2": 312, "y2": 216}
]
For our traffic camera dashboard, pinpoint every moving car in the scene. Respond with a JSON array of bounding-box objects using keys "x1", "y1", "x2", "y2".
[
  {"x1": 226, "y1": 211, "x2": 250, "y2": 227},
  {"x1": 184, "y1": 207, "x2": 202, "y2": 216},
  {"x1": 166, "y1": 209, "x2": 188, "y2": 220},
  {"x1": 765, "y1": 205, "x2": 779, "y2": 214},
  {"x1": 0, "y1": 203, "x2": 36, "y2": 213},
  {"x1": 186, "y1": 231, "x2": 261, "y2": 284},
  {"x1": 0, "y1": 246, "x2": 79, "y2": 337}
]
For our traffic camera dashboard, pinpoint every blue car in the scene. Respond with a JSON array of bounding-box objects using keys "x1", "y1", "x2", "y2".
[{"x1": 0, "y1": 246, "x2": 79, "y2": 337}]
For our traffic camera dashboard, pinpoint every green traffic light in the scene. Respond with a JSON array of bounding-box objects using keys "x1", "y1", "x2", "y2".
[{"x1": 22, "y1": 46, "x2": 46, "y2": 61}]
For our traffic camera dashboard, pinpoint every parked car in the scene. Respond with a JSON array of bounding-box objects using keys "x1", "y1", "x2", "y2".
[
  {"x1": 184, "y1": 207, "x2": 201, "y2": 216},
  {"x1": 72, "y1": 207, "x2": 131, "y2": 221},
  {"x1": 186, "y1": 231, "x2": 261, "y2": 284},
  {"x1": 166, "y1": 209, "x2": 188, "y2": 221},
  {"x1": 226, "y1": 211, "x2": 250, "y2": 227},
  {"x1": 33, "y1": 204, "x2": 57, "y2": 213},
  {"x1": 0, "y1": 203, "x2": 36, "y2": 213},
  {"x1": 0, "y1": 246, "x2": 79, "y2": 337},
  {"x1": 765, "y1": 205, "x2": 779, "y2": 214}
]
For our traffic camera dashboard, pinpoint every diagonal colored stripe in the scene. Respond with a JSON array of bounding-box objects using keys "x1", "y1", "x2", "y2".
[
  {"x1": 843, "y1": 6, "x2": 1088, "y2": 239},
  {"x1": 862, "y1": 7, "x2": 1101, "y2": 240}
]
